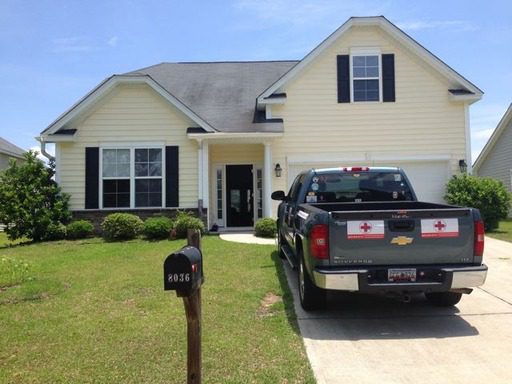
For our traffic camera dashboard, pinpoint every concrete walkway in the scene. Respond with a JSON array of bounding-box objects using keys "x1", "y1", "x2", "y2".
[
  {"x1": 219, "y1": 232, "x2": 276, "y2": 245},
  {"x1": 283, "y1": 236, "x2": 512, "y2": 384}
]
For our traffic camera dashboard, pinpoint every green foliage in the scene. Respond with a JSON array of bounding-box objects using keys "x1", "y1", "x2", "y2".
[
  {"x1": 101, "y1": 213, "x2": 143, "y2": 241},
  {"x1": 255, "y1": 218, "x2": 277, "y2": 238},
  {"x1": 66, "y1": 220, "x2": 95, "y2": 239},
  {"x1": 45, "y1": 222, "x2": 67, "y2": 241},
  {"x1": 0, "y1": 151, "x2": 71, "y2": 242},
  {"x1": 143, "y1": 216, "x2": 173, "y2": 240},
  {"x1": 0, "y1": 256, "x2": 31, "y2": 288},
  {"x1": 445, "y1": 174, "x2": 511, "y2": 231},
  {"x1": 173, "y1": 211, "x2": 205, "y2": 239}
]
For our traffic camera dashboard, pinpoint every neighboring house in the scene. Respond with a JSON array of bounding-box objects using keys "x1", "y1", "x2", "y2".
[
  {"x1": 0, "y1": 137, "x2": 26, "y2": 170},
  {"x1": 473, "y1": 103, "x2": 512, "y2": 194},
  {"x1": 37, "y1": 16, "x2": 482, "y2": 229}
]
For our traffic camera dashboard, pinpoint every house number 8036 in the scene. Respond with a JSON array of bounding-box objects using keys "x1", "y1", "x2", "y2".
[{"x1": 168, "y1": 273, "x2": 191, "y2": 283}]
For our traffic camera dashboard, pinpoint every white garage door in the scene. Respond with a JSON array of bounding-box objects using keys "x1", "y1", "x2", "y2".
[{"x1": 287, "y1": 161, "x2": 451, "y2": 203}]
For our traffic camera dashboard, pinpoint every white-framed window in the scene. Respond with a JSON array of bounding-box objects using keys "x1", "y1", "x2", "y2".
[
  {"x1": 101, "y1": 146, "x2": 164, "y2": 208},
  {"x1": 351, "y1": 49, "x2": 381, "y2": 102}
]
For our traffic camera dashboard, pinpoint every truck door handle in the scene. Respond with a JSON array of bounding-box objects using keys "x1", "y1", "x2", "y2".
[{"x1": 389, "y1": 220, "x2": 415, "y2": 232}]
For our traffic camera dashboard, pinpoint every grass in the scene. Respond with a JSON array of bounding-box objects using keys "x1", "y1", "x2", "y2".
[
  {"x1": 487, "y1": 219, "x2": 512, "y2": 243},
  {"x1": 0, "y1": 236, "x2": 314, "y2": 384}
]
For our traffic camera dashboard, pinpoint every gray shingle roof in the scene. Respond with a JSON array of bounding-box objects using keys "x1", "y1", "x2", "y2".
[
  {"x1": 0, "y1": 137, "x2": 26, "y2": 159},
  {"x1": 126, "y1": 61, "x2": 298, "y2": 133}
]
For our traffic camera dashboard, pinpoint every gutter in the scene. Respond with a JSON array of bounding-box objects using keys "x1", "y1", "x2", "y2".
[{"x1": 36, "y1": 136, "x2": 55, "y2": 162}]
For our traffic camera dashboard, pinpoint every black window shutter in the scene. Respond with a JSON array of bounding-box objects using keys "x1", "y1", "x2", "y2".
[
  {"x1": 337, "y1": 55, "x2": 350, "y2": 103},
  {"x1": 85, "y1": 147, "x2": 99, "y2": 209},
  {"x1": 382, "y1": 54, "x2": 395, "y2": 102},
  {"x1": 165, "y1": 146, "x2": 179, "y2": 207}
]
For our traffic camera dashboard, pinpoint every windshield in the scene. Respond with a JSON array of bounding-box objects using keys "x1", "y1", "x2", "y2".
[{"x1": 304, "y1": 171, "x2": 414, "y2": 203}]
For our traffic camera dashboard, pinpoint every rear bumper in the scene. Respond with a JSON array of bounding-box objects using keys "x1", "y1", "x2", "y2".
[{"x1": 312, "y1": 264, "x2": 488, "y2": 293}]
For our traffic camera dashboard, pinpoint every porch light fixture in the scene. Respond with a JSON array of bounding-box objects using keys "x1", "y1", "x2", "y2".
[
  {"x1": 459, "y1": 159, "x2": 468, "y2": 173},
  {"x1": 274, "y1": 163, "x2": 282, "y2": 177}
]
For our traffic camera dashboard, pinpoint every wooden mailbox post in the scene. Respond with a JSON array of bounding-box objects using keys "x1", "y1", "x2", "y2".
[{"x1": 163, "y1": 230, "x2": 203, "y2": 384}]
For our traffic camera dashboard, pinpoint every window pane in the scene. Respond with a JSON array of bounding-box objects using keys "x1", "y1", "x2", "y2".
[
  {"x1": 103, "y1": 149, "x2": 116, "y2": 164},
  {"x1": 148, "y1": 193, "x2": 162, "y2": 207},
  {"x1": 366, "y1": 55, "x2": 378, "y2": 66},
  {"x1": 135, "y1": 163, "x2": 148, "y2": 177},
  {"x1": 366, "y1": 79, "x2": 379, "y2": 90},
  {"x1": 353, "y1": 56, "x2": 366, "y2": 66},
  {"x1": 149, "y1": 179, "x2": 162, "y2": 191},
  {"x1": 135, "y1": 149, "x2": 148, "y2": 163},
  {"x1": 149, "y1": 163, "x2": 162, "y2": 176},
  {"x1": 148, "y1": 149, "x2": 162, "y2": 162},
  {"x1": 366, "y1": 67, "x2": 379, "y2": 77},
  {"x1": 135, "y1": 179, "x2": 161, "y2": 207},
  {"x1": 117, "y1": 149, "x2": 130, "y2": 164},
  {"x1": 354, "y1": 80, "x2": 379, "y2": 102},
  {"x1": 353, "y1": 67, "x2": 366, "y2": 78},
  {"x1": 102, "y1": 163, "x2": 116, "y2": 178},
  {"x1": 117, "y1": 163, "x2": 130, "y2": 177},
  {"x1": 103, "y1": 179, "x2": 130, "y2": 208}
]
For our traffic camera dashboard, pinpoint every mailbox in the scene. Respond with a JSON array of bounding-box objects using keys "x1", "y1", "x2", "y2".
[{"x1": 163, "y1": 246, "x2": 204, "y2": 296}]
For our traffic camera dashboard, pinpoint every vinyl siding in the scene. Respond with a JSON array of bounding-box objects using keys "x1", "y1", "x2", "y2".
[
  {"x1": 58, "y1": 84, "x2": 198, "y2": 210},
  {"x1": 271, "y1": 25, "x2": 467, "y2": 193},
  {"x1": 476, "y1": 119, "x2": 512, "y2": 193}
]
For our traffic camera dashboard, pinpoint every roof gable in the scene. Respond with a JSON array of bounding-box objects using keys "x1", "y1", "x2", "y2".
[
  {"x1": 40, "y1": 75, "x2": 218, "y2": 138},
  {"x1": 473, "y1": 103, "x2": 512, "y2": 171},
  {"x1": 0, "y1": 137, "x2": 26, "y2": 159},
  {"x1": 257, "y1": 16, "x2": 482, "y2": 105}
]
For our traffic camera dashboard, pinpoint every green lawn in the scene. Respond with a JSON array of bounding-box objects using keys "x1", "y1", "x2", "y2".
[
  {"x1": 0, "y1": 236, "x2": 314, "y2": 384},
  {"x1": 487, "y1": 219, "x2": 512, "y2": 243}
]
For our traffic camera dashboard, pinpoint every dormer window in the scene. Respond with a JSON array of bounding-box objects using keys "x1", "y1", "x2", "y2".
[{"x1": 352, "y1": 54, "x2": 380, "y2": 102}]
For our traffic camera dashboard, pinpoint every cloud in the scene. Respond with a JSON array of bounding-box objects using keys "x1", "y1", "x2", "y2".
[
  {"x1": 52, "y1": 36, "x2": 120, "y2": 53},
  {"x1": 233, "y1": 0, "x2": 391, "y2": 28},
  {"x1": 396, "y1": 20, "x2": 479, "y2": 32},
  {"x1": 107, "y1": 36, "x2": 119, "y2": 47},
  {"x1": 52, "y1": 37, "x2": 97, "y2": 53}
]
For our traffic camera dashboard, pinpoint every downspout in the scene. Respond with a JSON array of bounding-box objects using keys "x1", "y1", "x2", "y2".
[{"x1": 36, "y1": 136, "x2": 55, "y2": 162}]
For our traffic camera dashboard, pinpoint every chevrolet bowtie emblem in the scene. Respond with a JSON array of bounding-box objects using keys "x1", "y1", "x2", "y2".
[{"x1": 391, "y1": 236, "x2": 414, "y2": 246}]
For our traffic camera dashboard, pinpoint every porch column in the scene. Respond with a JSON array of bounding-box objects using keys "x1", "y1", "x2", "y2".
[
  {"x1": 263, "y1": 142, "x2": 273, "y2": 218},
  {"x1": 201, "y1": 141, "x2": 209, "y2": 210}
]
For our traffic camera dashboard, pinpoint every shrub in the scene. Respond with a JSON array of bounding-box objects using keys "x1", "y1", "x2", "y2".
[
  {"x1": 0, "y1": 257, "x2": 31, "y2": 288},
  {"x1": 445, "y1": 174, "x2": 511, "y2": 231},
  {"x1": 101, "y1": 213, "x2": 143, "y2": 241},
  {"x1": 143, "y1": 216, "x2": 173, "y2": 240},
  {"x1": 44, "y1": 222, "x2": 67, "y2": 241},
  {"x1": 67, "y1": 220, "x2": 94, "y2": 239},
  {"x1": 0, "y1": 152, "x2": 71, "y2": 242},
  {"x1": 255, "y1": 218, "x2": 277, "y2": 238},
  {"x1": 173, "y1": 211, "x2": 205, "y2": 239}
]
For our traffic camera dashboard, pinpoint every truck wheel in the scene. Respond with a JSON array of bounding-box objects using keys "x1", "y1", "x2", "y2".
[
  {"x1": 277, "y1": 232, "x2": 286, "y2": 260},
  {"x1": 425, "y1": 292, "x2": 462, "y2": 307},
  {"x1": 298, "y1": 251, "x2": 326, "y2": 311}
]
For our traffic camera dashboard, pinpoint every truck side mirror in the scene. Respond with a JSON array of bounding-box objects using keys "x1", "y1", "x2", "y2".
[
  {"x1": 271, "y1": 190, "x2": 286, "y2": 201},
  {"x1": 163, "y1": 246, "x2": 204, "y2": 297}
]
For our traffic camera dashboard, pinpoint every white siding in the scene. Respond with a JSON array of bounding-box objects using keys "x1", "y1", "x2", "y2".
[
  {"x1": 476, "y1": 119, "x2": 512, "y2": 193},
  {"x1": 58, "y1": 84, "x2": 198, "y2": 210},
  {"x1": 271, "y1": 25, "x2": 467, "y2": 198}
]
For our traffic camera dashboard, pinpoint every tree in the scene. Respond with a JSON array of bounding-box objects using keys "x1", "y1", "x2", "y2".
[
  {"x1": 0, "y1": 151, "x2": 71, "y2": 241},
  {"x1": 445, "y1": 174, "x2": 511, "y2": 231}
]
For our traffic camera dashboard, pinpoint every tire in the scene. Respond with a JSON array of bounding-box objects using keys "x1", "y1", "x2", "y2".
[
  {"x1": 425, "y1": 291, "x2": 463, "y2": 307},
  {"x1": 277, "y1": 231, "x2": 286, "y2": 260},
  {"x1": 298, "y1": 250, "x2": 326, "y2": 311}
]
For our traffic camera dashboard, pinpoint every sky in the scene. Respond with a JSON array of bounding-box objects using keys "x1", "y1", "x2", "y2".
[{"x1": 1, "y1": 0, "x2": 511, "y2": 163}]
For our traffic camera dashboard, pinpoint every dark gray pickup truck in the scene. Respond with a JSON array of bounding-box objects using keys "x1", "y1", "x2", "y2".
[{"x1": 272, "y1": 167, "x2": 488, "y2": 310}]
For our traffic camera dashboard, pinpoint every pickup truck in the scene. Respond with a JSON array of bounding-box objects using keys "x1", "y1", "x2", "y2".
[{"x1": 272, "y1": 167, "x2": 488, "y2": 311}]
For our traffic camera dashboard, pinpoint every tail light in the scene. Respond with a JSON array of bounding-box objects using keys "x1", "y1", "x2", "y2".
[
  {"x1": 310, "y1": 224, "x2": 329, "y2": 259},
  {"x1": 474, "y1": 220, "x2": 485, "y2": 257},
  {"x1": 342, "y1": 167, "x2": 369, "y2": 172}
]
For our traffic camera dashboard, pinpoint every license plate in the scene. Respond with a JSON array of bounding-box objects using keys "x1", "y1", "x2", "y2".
[{"x1": 388, "y1": 268, "x2": 416, "y2": 282}]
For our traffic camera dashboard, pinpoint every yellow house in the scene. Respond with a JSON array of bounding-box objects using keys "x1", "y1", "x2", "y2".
[{"x1": 38, "y1": 16, "x2": 482, "y2": 229}]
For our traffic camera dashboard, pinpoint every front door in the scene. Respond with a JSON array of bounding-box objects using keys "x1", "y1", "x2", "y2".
[{"x1": 226, "y1": 165, "x2": 254, "y2": 227}]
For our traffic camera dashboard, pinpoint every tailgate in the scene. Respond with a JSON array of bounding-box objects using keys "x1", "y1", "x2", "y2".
[{"x1": 329, "y1": 208, "x2": 474, "y2": 266}]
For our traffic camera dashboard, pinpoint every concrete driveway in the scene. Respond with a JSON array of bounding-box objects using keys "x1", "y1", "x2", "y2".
[{"x1": 284, "y1": 236, "x2": 512, "y2": 384}]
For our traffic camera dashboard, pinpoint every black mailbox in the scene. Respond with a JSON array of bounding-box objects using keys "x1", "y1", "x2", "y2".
[{"x1": 163, "y1": 246, "x2": 204, "y2": 297}]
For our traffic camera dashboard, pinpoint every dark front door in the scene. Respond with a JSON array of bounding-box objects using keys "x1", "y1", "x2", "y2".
[{"x1": 226, "y1": 165, "x2": 253, "y2": 227}]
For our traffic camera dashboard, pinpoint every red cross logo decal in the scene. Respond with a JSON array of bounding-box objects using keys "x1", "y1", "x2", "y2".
[
  {"x1": 360, "y1": 222, "x2": 372, "y2": 233},
  {"x1": 434, "y1": 220, "x2": 446, "y2": 232}
]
